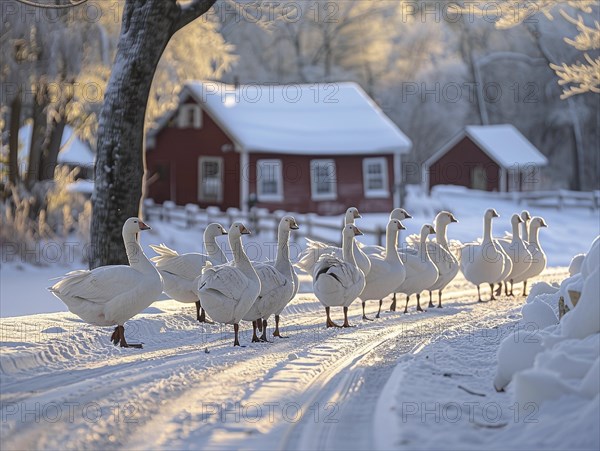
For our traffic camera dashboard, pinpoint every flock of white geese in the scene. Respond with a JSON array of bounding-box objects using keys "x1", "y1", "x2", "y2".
[{"x1": 49, "y1": 208, "x2": 547, "y2": 347}]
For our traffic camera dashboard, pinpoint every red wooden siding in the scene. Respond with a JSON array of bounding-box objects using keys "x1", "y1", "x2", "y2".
[
  {"x1": 248, "y1": 153, "x2": 394, "y2": 215},
  {"x1": 428, "y1": 136, "x2": 500, "y2": 192},
  {"x1": 147, "y1": 97, "x2": 397, "y2": 214},
  {"x1": 146, "y1": 106, "x2": 240, "y2": 209}
]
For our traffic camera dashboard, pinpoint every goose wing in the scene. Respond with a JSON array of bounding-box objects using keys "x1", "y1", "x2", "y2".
[
  {"x1": 314, "y1": 255, "x2": 361, "y2": 289},
  {"x1": 255, "y1": 263, "x2": 289, "y2": 297},
  {"x1": 150, "y1": 244, "x2": 210, "y2": 281},
  {"x1": 50, "y1": 266, "x2": 142, "y2": 304},
  {"x1": 296, "y1": 238, "x2": 341, "y2": 273},
  {"x1": 198, "y1": 264, "x2": 250, "y2": 301}
]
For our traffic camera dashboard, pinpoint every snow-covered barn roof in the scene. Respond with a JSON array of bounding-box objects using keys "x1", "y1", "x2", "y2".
[
  {"x1": 151, "y1": 81, "x2": 412, "y2": 155},
  {"x1": 18, "y1": 124, "x2": 95, "y2": 166},
  {"x1": 425, "y1": 124, "x2": 548, "y2": 169}
]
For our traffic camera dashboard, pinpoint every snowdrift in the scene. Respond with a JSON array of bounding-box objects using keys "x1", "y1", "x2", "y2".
[{"x1": 494, "y1": 235, "x2": 600, "y2": 446}]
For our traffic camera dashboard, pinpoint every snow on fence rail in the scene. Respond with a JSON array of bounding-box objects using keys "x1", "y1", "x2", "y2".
[
  {"x1": 516, "y1": 189, "x2": 600, "y2": 210},
  {"x1": 142, "y1": 199, "x2": 388, "y2": 247},
  {"x1": 429, "y1": 186, "x2": 600, "y2": 211}
]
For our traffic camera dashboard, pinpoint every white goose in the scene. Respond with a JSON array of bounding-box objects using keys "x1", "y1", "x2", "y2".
[
  {"x1": 497, "y1": 214, "x2": 533, "y2": 296},
  {"x1": 244, "y1": 216, "x2": 299, "y2": 342},
  {"x1": 459, "y1": 209, "x2": 505, "y2": 302},
  {"x1": 405, "y1": 211, "x2": 459, "y2": 308},
  {"x1": 394, "y1": 224, "x2": 438, "y2": 313},
  {"x1": 296, "y1": 207, "x2": 371, "y2": 276},
  {"x1": 149, "y1": 223, "x2": 228, "y2": 323},
  {"x1": 360, "y1": 207, "x2": 412, "y2": 256},
  {"x1": 313, "y1": 224, "x2": 366, "y2": 328},
  {"x1": 270, "y1": 216, "x2": 300, "y2": 338},
  {"x1": 512, "y1": 217, "x2": 548, "y2": 296},
  {"x1": 358, "y1": 219, "x2": 406, "y2": 320},
  {"x1": 196, "y1": 222, "x2": 260, "y2": 347},
  {"x1": 49, "y1": 218, "x2": 162, "y2": 348}
]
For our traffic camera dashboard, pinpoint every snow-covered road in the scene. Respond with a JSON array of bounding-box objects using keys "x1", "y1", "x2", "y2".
[{"x1": 1, "y1": 269, "x2": 568, "y2": 450}]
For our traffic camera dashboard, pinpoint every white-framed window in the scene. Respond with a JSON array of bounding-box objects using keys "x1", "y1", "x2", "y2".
[
  {"x1": 198, "y1": 156, "x2": 223, "y2": 203},
  {"x1": 362, "y1": 157, "x2": 389, "y2": 198},
  {"x1": 256, "y1": 159, "x2": 283, "y2": 202},
  {"x1": 310, "y1": 159, "x2": 337, "y2": 201},
  {"x1": 178, "y1": 104, "x2": 202, "y2": 128}
]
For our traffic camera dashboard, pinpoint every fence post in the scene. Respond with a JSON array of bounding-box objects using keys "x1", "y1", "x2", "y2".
[
  {"x1": 185, "y1": 204, "x2": 199, "y2": 227},
  {"x1": 163, "y1": 201, "x2": 175, "y2": 222},
  {"x1": 306, "y1": 214, "x2": 313, "y2": 237}
]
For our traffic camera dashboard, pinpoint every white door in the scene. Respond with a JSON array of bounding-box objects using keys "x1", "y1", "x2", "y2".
[{"x1": 198, "y1": 157, "x2": 223, "y2": 203}]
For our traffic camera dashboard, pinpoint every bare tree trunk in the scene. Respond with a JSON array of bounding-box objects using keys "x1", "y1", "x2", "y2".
[
  {"x1": 26, "y1": 85, "x2": 48, "y2": 188},
  {"x1": 90, "y1": 0, "x2": 217, "y2": 268},
  {"x1": 40, "y1": 119, "x2": 66, "y2": 181},
  {"x1": 8, "y1": 93, "x2": 21, "y2": 186}
]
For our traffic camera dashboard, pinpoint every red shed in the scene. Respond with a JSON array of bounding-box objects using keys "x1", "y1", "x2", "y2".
[
  {"x1": 423, "y1": 125, "x2": 548, "y2": 193},
  {"x1": 146, "y1": 81, "x2": 411, "y2": 215}
]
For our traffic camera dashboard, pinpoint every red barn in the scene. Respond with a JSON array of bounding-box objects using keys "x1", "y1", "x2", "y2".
[
  {"x1": 145, "y1": 81, "x2": 411, "y2": 215},
  {"x1": 423, "y1": 125, "x2": 548, "y2": 193}
]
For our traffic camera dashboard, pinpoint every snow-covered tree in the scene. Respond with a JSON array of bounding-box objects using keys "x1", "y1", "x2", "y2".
[{"x1": 487, "y1": 0, "x2": 599, "y2": 98}]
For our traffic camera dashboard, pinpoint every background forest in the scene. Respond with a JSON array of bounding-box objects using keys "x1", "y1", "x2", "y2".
[{"x1": 1, "y1": 0, "x2": 598, "y2": 199}]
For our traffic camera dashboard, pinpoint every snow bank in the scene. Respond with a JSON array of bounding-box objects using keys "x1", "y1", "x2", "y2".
[{"x1": 494, "y1": 236, "x2": 600, "y2": 445}]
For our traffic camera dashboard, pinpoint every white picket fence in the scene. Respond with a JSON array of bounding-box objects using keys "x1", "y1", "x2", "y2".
[{"x1": 142, "y1": 199, "x2": 388, "y2": 246}]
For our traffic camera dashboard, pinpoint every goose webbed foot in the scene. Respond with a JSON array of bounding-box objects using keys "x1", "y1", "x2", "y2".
[
  {"x1": 361, "y1": 302, "x2": 374, "y2": 321},
  {"x1": 389, "y1": 293, "x2": 397, "y2": 312},
  {"x1": 494, "y1": 283, "x2": 503, "y2": 297},
  {"x1": 234, "y1": 323, "x2": 246, "y2": 347},
  {"x1": 196, "y1": 301, "x2": 214, "y2": 323},
  {"x1": 342, "y1": 307, "x2": 355, "y2": 327},
  {"x1": 375, "y1": 300, "x2": 382, "y2": 318},
  {"x1": 272, "y1": 315, "x2": 288, "y2": 338},
  {"x1": 428, "y1": 291, "x2": 435, "y2": 309},
  {"x1": 489, "y1": 284, "x2": 497, "y2": 301},
  {"x1": 111, "y1": 326, "x2": 119, "y2": 345},
  {"x1": 326, "y1": 318, "x2": 341, "y2": 328},
  {"x1": 259, "y1": 320, "x2": 270, "y2": 342},
  {"x1": 251, "y1": 321, "x2": 261, "y2": 342},
  {"x1": 326, "y1": 307, "x2": 341, "y2": 328},
  {"x1": 477, "y1": 286, "x2": 484, "y2": 302},
  {"x1": 416, "y1": 294, "x2": 425, "y2": 312},
  {"x1": 197, "y1": 307, "x2": 214, "y2": 324},
  {"x1": 114, "y1": 326, "x2": 143, "y2": 348}
]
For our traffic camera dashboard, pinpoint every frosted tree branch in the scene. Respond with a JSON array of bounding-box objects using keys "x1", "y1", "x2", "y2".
[{"x1": 550, "y1": 55, "x2": 600, "y2": 99}]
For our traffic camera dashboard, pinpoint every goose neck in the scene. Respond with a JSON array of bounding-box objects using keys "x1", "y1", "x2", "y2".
[
  {"x1": 204, "y1": 233, "x2": 226, "y2": 263},
  {"x1": 230, "y1": 234, "x2": 252, "y2": 268},
  {"x1": 530, "y1": 226, "x2": 541, "y2": 247},
  {"x1": 385, "y1": 226, "x2": 399, "y2": 261},
  {"x1": 342, "y1": 233, "x2": 357, "y2": 266},
  {"x1": 275, "y1": 229, "x2": 291, "y2": 269},
  {"x1": 123, "y1": 231, "x2": 152, "y2": 271},
  {"x1": 511, "y1": 220, "x2": 521, "y2": 242},
  {"x1": 435, "y1": 220, "x2": 449, "y2": 249},
  {"x1": 483, "y1": 215, "x2": 494, "y2": 243}
]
